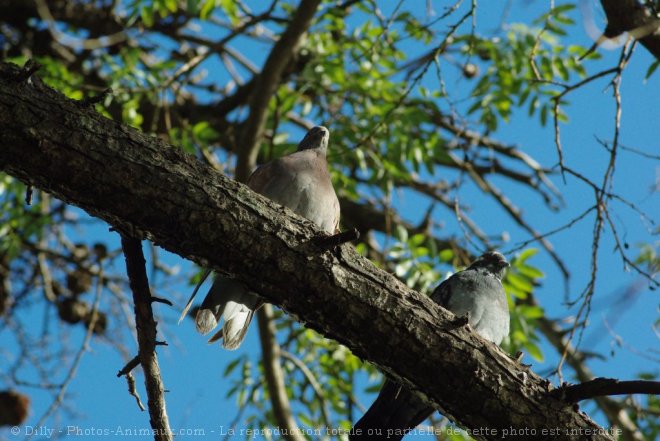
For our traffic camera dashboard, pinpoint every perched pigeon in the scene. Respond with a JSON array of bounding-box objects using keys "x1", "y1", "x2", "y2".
[
  {"x1": 351, "y1": 251, "x2": 510, "y2": 440},
  {"x1": 179, "y1": 126, "x2": 340, "y2": 349}
]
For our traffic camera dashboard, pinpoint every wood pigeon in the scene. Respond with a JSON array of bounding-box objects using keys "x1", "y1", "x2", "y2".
[
  {"x1": 179, "y1": 126, "x2": 340, "y2": 349},
  {"x1": 351, "y1": 251, "x2": 510, "y2": 440}
]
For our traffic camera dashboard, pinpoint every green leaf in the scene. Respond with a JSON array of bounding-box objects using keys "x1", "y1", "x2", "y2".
[
  {"x1": 439, "y1": 249, "x2": 454, "y2": 262},
  {"x1": 507, "y1": 272, "x2": 533, "y2": 294},
  {"x1": 505, "y1": 282, "x2": 529, "y2": 300},
  {"x1": 519, "y1": 305, "x2": 545, "y2": 319},
  {"x1": 200, "y1": 0, "x2": 215, "y2": 19},
  {"x1": 395, "y1": 225, "x2": 408, "y2": 242},
  {"x1": 517, "y1": 264, "x2": 544, "y2": 279},
  {"x1": 164, "y1": 0, "x2": 178, "y2": 13},
  {"x1": 646, "y1": 60, "x2": 659, "y2": 80},
  {"x1": 140, "y1": 5, "x2": 154, "y2": 27},
  {"x1": 187, "y1": 0, "x2": 200, "y2": 14},
  {"x1": 552, "y1": 4, "x2": 576, "y2": 13},
  {"x1": 516, "y1": 248, "x2": 539, "y2": 263},
  {"x1": 409, "y1": 233, "x2": 426, "y2": 247},
  {"x1": 524, "y1": 341, "x2": 545, "y2": 362},
  {"x1": 223, "y1": 357, "x2": 242, "y2": 377}
]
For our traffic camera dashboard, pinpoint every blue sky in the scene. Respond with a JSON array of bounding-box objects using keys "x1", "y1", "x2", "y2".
[{"x1": 1, "y1": 1, "x2": 658, "y2": 440}]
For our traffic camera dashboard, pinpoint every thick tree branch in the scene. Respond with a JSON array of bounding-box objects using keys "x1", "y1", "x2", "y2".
[
  {"x1": 236, "y1": 0, "x2": 322, "y2": 181},
  {"x1": 0, "y1": 62, "x2": 614, "y2": 441},
  {"x1": 120, "y1": 235, "x2": 172, "y2": 441},
  {"x1": 599, "y1": 0, "x2": 660, "y2": 60}
]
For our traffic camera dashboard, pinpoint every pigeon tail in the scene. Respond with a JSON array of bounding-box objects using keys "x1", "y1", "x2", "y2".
[
  {"x1": 192, "y1": 277, "x2": 260, "y2": 350},
  {"x1": 350, "y1": 379, "x2": 433, "y2": 441}
]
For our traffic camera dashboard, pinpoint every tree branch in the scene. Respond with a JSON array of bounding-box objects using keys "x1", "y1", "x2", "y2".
[
  {"x1": 0, "y1": 61, "x2": 614, "y2": 441},
  {"x1": 236, "y1": 0, "x2": 322, "y2": 181},
  {"x1": 552, "y1": 378, "x2": 660, "y2": 403},
  {"x1": 120, "y1": 235, "x2": 172, "y2": 441},
  {"x1": 257, "y1": 305, "x2": 306, "y2": 441}
]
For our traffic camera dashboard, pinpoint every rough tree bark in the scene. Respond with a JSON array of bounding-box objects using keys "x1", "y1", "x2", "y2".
[{"x1": 0, "y1": 62, "x2": 615, "y2": 441}]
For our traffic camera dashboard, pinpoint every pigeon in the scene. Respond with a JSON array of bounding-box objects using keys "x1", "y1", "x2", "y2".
[
  {"x1": 351, "y1": 251, "x2": 510, "y2": 440},
  {"x1": 179, "y1": 126, "x2": 340, "y2": 349}
]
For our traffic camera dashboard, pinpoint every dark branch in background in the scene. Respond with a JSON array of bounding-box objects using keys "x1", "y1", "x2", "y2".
[
  {"x1": 257, "y1": 305, "x2": 306, "y2": 441},
  {"x1": 236, "y1": 0, "x2": 323, "y2": 181},
  {"x1": 552, "y1": 378, "x2": 660, "y2": 403},
  {"x1": 120, "y1": 236, "x2": 172, "y2": 441}
]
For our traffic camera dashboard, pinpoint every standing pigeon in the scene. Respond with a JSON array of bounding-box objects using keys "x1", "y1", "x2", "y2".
[
  {"x1": 179, "y1": 126, "x2": 340, "y2": 349},
  {"x1": 351, "y1": 251, "x2": 510, "y2": 440}
]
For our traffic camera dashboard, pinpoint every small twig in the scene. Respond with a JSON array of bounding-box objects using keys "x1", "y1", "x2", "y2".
[
  {"x1": 15, "y1": 59, "x2": 42, "y2": 83},
  {"x1": 506, "y1": 206, "x2": 596, "y2": 254},
  {"x1": 551, "y1": 65, "x2": 620, "y2": 179},
  {"x1": 80, "y1": 88, "x2": 113, "y2": 107},
  {"x1": 125, "y1": 372, "x2": 146, "y2": 411},
  {"x1": 24, "y1": 185, "x2": 33, "y2": 205},
  {"x1": 150, "y1": 296, "x2": 173, "y2": 306},
  {"x1": 552, "y1": 378, "x2": 660, "y2": 403},
  {"x1": 117, "y1": 355, "x2": 141, "y2": 377},
  {"x1": 351, "y1": 10, "x2": 473, "y2": 153},
  {"x1": 314, "y1": 229, "x2": 360, "y2": 251}
]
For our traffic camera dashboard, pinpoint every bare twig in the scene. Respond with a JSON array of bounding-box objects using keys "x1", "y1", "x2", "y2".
[
  {"x1": 314, "y1": 229, "x2": 360, "y2": 250},
  {"x1": 117, "y1": 355, "x2": 141, "y2": 377},
  {"x1": 125, "y1": 371, "x2": 146, "y2": 411}
]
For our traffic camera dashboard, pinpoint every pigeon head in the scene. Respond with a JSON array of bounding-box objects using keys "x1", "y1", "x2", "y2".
[
  {"x1": 297, "y1": 126, "x2": 329, "y2": 152},
  {"x1": 469, "y1": 251, "x2": 509, "y2": 280}
]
